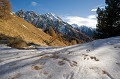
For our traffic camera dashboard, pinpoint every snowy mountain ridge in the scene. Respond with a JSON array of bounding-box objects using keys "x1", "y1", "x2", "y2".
[
  {"x1": 0, "y1": 36, "x2": 120, "y2": 79},
  {"x1": 72, "y1": 24, "x2": 96, "y2": 38},
  {"x1": 16, "y1": 10, "x2": 92, "y2": 44},
  {"x1": 16, "y1": 10, "x2": 68, "y2": 32}
]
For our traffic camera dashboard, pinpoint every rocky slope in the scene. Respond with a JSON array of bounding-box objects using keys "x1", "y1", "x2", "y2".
[
  {"x1": 0, "y1": 36, "x2": 120, "y2": 79},
  {"x1": 16, "y1": 10, "x2": 92, "y2": 45}
]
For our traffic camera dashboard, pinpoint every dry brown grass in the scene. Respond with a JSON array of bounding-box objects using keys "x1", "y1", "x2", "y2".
[{"x1": 0, "y1": 13, "x2": 66, "y2": 47}]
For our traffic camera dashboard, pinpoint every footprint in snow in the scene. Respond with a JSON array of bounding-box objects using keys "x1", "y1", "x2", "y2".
[
  {"x1": 9, "y1": 62, "x2": 17, "y2": 67},
  {"x1": 43, "y1": 70, "x2": 49, "y2": 75},
  {"x1": 0, "y1": 59, "x2": 3, "y2": 62},
  {"x1": 86, "y1": 49, "x2": 91, "y2": 53},
  {"x1": 8, "y1": 73, "x2": 22, "y2": 79},
  {"x1": 40, "y1": 70, "x2": 49, "y2": 76},
  {"x1": 82, "y1": 54, "x2": 99, "y2": 61},
  {"x1": 116, "y1": 63, "x2": 120, "y2": 66},
  {"x1": 70, "y1": 61, "x2": 78, "y2": 67},
  {"x1": 114, "y1": 46, "x2": 120, "y2": 48},
  {"x1": 40, "y1": 55, "x2": 51, "y2": 60},
  {"x1": 31, "y1": 65, "x2": 43, "y2": 70},
  {"x1": 58, "y1": 60, "x2": 65, "y2": 66}
]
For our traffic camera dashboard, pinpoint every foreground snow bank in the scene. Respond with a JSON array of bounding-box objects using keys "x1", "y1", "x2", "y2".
[{"x1": 0, "y1": 36, "x2": 120, "y2": 79}]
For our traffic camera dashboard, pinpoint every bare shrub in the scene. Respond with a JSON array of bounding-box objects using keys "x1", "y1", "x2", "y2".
[{"x1": 8, "y1": 37, "x2": 28, "y2": 49}]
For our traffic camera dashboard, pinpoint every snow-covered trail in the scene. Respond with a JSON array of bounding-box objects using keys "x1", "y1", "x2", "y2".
[{"x1": 0, "y1": 36, "x2": 120, "y2": 79}]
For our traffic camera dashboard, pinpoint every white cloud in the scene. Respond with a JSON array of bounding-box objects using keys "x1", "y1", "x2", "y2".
[
  {"x1": 31, "y1": 2, "x2": 38, "y2": 6},
  {"x1": 88, "y1": 15, "x2": 96, "y2": 19},
  {"x1": 100, "y1": 7, "x2": 104, "y2": 9},
  {"x1": 91, "y1": 9, "x2": 97, "y2": 12},
  {"x1": 62, "y1": 15, "x2": 97, "y2": 28}
]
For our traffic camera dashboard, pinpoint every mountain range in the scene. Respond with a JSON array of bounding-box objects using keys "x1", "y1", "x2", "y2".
[
  {"x1": 16, "y1": 10, "x2": 93, "y2": 45},
  {"x1": 72, "y1": 24, "x2": 96, "y2": 38}
]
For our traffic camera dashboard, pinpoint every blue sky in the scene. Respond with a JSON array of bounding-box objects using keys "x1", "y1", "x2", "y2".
[{"x1": 9, "y1": 0, "x2": 105, "y2": 28}]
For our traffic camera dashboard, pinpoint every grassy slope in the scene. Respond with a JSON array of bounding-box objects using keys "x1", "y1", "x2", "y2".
[{"x1": 0, "y1": 13, "x2": 66, "y2": 46}]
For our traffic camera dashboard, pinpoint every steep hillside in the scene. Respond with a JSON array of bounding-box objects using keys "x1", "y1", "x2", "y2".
[
  {"x1": 0, "y1": 36, "x2": 120, "y2": 79},
  {"x1": 0, "y1": 12, "x2": 66, "y2": 46},
  {"x1": 16, "y1": 10, "x2": 92, "y2": 45}
]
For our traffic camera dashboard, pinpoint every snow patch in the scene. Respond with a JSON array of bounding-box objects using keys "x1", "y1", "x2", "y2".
[{"x1": 0, "y1": 36, "x2": 120, "y2": 79}]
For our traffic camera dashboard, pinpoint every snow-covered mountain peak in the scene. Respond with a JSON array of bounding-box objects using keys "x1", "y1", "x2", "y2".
[
  {"x1": 43, "y1": 13, "x2": 62, "y2": 21},
  {"x1": 71, "y1": 24, "x2": 79, "y2": 28},
  {"x1": 16, "y1": 10, "x2": 63, "y2": 22},
  {"x1": 16, "y1": 10, "x2": 92, "y2": 43},
  {"x1": 45, "y1": 13, "x2": 56, "y2": 17}
]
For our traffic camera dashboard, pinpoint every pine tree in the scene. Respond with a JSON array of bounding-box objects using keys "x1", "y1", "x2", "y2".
[{"x1": 96, "y1": 0, "x2": 120, "y2": 38}]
